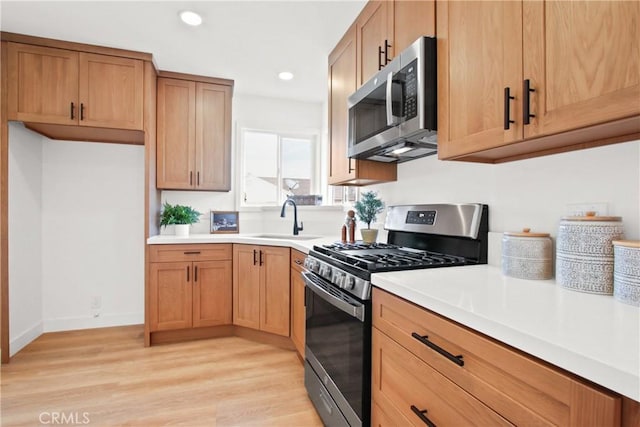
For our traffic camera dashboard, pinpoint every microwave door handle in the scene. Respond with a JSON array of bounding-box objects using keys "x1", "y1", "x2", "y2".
[{"x1": 386, "y1": 72, "x2": 398, "y2": 126}]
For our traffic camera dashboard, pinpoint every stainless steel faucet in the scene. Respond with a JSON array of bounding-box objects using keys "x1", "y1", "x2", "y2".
[{"x1": 280, "y1": 199, "x2": 304, "y2": 235}]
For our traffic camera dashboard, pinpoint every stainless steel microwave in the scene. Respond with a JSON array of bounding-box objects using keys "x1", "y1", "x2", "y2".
[{"x1": 347, "y1": 36, "x2": 437, "y2": 163}]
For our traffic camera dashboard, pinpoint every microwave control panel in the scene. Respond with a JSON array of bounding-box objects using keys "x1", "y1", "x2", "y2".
[{"x1": 402, "y1": 59, "x2": 418, "y2": 120}]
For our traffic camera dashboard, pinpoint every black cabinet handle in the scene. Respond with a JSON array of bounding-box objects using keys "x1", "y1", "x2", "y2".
[
  {"x1": 194, "y1": 265, "x2": 198, "y2": 282},
  {"x1": 523, "y1": 79, "x2": 536, "y2": 125},
  {"x1": 80, "y1": 103, "x2": 85, "y2": 121},
  {"x1": 186, "y1": 265, "x2": 190, "y2": 282},
  {"x1": 295, "y1": 259, "x2": 303, "y2": 265},
  {"x1": 348, "y1": 158, "x2": 355, "y2": 174},
  {"x1": 190, "y1": 171, "x2": 193, "y2": 185},
  {"x1": 384, "y1": 39, "x2": 392, "y2": 65},
  {"x1": 259, "y1": 250, "x2": 264, "y2": 266},
  {"x1": 378, "y1": 45, "x2": 384, "y2": 70},
  {"x1": 183, "y1": 251, "x2": 201, "y2": 255},
  {"x1": 411, "y1": 332, "x2": 464, "y2": 366},
  {"x1": 197, "y1": 171, "x2": 200, "y2": 186},
  {"x1": 503, "y1": 87, "x2": 515, "y2": 130},
  {"x1": 253, "y1": 249, "x2": 257, "y2": 266},
  {"x1": 70, "y1": 102, "x2": 75, "y2": 120},
  {"x1": 410, "y1": 405, "x2": 436, "y2": 427}
]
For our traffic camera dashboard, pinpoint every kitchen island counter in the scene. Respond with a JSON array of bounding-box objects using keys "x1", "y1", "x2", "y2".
[{"x1": 372, "y1": 265, "x2": 640, "y2": 401}]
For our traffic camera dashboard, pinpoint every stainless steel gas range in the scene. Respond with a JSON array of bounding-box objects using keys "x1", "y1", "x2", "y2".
[{"x1": 302, "y1": 203, "x2": 489, "y2": 427}]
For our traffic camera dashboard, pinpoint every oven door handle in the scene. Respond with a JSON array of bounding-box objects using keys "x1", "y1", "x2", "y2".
[{"x1": 302, "y1": 272, "x2": 365, "y2": 322}]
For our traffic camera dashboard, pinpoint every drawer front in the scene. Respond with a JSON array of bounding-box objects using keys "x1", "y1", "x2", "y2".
[
  {"x1": 149, "y1": 244, "x2": 232, "y2": 262},
  {"x1": 372, "y1": 288, "x2": 621, "y2": 426},
  {"x1": 291, "y1": 249, "x2": 306, "y2": 272},
  {"x1": 372, "y1": 328, "x2": 512, "y2": 427}
]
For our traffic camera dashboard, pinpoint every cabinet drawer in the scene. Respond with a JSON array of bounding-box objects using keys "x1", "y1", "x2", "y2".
[
  {"x1": 373, "y1": 328, "x2": 512, "y2": 426},
  {"x1": 291, "y1": 249, "x2": 306, "y2": 272},
  {"x1": 149, "y1": 244, "x2": 232, "y2": 262},
  {"x1": 372, "y1": 288, "x2": 621, "y2": 426}
]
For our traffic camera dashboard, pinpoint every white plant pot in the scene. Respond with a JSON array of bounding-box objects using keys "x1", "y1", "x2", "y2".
[
  {"x1": 361, "y1": 228, "x2": 378, "y2": 244},
  {"x1": 175, "y1": 224, "x2": 190, "y2": 237}
]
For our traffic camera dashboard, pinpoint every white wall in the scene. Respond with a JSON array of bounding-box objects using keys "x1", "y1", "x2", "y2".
[
  {"x1": 369, "y1": 140, "x2": 640, "y2": 242},
  {"x1": 160, "y1": 93, "x2": 346, "y2": 236},
  {"x1": 41, "y1": 140, "x2": 145, "y2": 332},
  {"x1": 8, "y1": 123, "x2": 44, "y2": 355}
]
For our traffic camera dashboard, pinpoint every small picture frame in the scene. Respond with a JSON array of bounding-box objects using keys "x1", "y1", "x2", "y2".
[{"x1": 210, "y1": 211, "x2": 239, "y2": 234}]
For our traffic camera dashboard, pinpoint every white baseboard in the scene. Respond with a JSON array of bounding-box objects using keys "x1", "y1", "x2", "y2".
[
  {"x1": 43, "y1": 312, "x2": 143, "y2": 333},
  {"x1": 10, "y1": 321, "x2": 44, "y2": 356}
]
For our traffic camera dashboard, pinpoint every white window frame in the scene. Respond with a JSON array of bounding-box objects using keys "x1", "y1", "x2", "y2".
[{"x1": 238, "y1": 127, "x2": 320, "y2": 207}]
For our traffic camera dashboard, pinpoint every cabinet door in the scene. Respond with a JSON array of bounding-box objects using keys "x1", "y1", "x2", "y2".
[
  {"x1": 195, "y1": 82, "x2": 232, "y2": 191},
  {"x1": 192, "y1": 260, "x2": 232, "y2": 328},
  {"x1": 523, "y1": 1, "x2": 640, "y2": 139},
  {"x1": 393, "y1": 1, "x2": 435, "y2": 53},
  {"x1": 260, "y1": 246, "x2": 290, "y2": 337},
  {"x1": 233, "y1": 245, "x2": 261, "y2": 330},
  {"x1": 328, "y1": 25, "x2": 357, "y2": 185},
  {"x1": 157, "y1": 78, "x2": 196, "y2": 189},
  {"x1": 78, "y1": 53, "x2": 143, "y2": 130},
  {"x1": 7, "y1": 43, "x2": 78, "y2": 125},
  {"x1": 437, "y1": 1, "x2": 523, "y2": 159},
  {"x1": 356, "y1": 0, "x2": 392, "y2": 86},
  {"x1": 149, "y1": 262, "x2": 192, "y2": 331},
  {"x1": 290, "y1": 267, "x2": 305, "y2": 357}
]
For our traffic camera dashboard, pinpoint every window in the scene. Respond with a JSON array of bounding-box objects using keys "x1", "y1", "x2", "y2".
[{"x1": 240, "y1": 129, "x2": 318, "y2": 206}]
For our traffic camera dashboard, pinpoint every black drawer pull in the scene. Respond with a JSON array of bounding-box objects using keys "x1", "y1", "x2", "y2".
[
  {"x1": 70, "y1": 102, "x2": 75, "y2": 120},
  {"x1": 411, "y1": 332, "x2": 464, "y2": 367},
  {"x1": 410, "y1": 405, "x2": 436, "y2": 427},
  {"x1": 503, "y1": 87, "x2": 515, "y2": 130},
  {"x1": 295, "y1": 259, "x2": 303, "y2": 265},
  {"x1": 183, "y1": 251, "x2": 201, "y2": 255},
  {"x1": 523, "y1": 79, "x2": 536, "y2": 125}
]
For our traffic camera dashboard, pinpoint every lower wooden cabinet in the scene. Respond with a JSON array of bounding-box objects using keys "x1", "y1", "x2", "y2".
[
  {"x1": 372, "y1": 288, "x2": 622, "y2": 426},
  {"x1": 148, "y1": 244, "x2": 232, "y2": 332},
  {"x1": 290, "y1": 250, "x2": 306, "y2": 358},
  {"x1": 233, "y1": 244, "x2": 290, "y2": 337}
]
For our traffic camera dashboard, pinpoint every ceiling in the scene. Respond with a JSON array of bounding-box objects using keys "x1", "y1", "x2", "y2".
[{"x1": 0, "y1": 0, "x2": 367, "y2": 103}]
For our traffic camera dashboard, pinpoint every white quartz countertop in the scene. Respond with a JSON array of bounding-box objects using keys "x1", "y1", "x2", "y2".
[
  {"x1": 372, "y1": 265, "x2": 640, "y2": 401},
  {"x1": 146, "y1": 233, "x2": 338, "y2": 254}
]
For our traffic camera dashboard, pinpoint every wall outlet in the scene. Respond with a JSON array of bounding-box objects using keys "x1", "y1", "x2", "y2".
[{"x1": 566, "y1": 202, "x2": 609, "y2": 217}]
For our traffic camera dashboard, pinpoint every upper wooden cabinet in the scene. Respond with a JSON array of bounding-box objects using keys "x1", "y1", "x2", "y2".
[
  {"x1": 7, "y1": 42, "x2": 143, "y2": 131},
  {"x1": 156, "y1": 73, "x2": 233, "y2": 191},
  {"x1": 328, "y1": 24, "x2": 397, "y2": 186},
  {"x1": 437, "y1": 0, "x2": 640, "y2": 162},
  {"x1": 357, "y1": 0, "x2": 435, "y2": 86}
]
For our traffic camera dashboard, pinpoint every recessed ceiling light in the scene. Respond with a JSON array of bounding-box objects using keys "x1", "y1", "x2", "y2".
[
  {"x1": 278, "y1": 71, "x2": 294, "y2": 81},
  {"x1": 180, "y1": 11, "x2": 202, "y2": 26}
]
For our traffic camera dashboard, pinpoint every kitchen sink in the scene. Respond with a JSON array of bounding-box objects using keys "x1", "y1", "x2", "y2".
[{"x1": 251, "y1": 234, "x2": 322, "y2": 241}]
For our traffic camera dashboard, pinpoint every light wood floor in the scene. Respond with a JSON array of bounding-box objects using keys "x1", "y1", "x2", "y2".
[{"x1": 1, "y1": 325, "x2": 323, "y2": 426}]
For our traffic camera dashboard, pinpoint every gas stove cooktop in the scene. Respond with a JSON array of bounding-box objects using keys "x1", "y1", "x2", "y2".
[{"x1": 313, "y1": 242, "x2": 467, "y2": 273}]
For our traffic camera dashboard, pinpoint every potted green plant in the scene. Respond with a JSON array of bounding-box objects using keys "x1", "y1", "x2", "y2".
[
  {"x1": 353, "y1": 191, "x2": 385, "y2": 243},
  {"x1": 159, "y1": 202, "x2": 201, "y2": 237}
]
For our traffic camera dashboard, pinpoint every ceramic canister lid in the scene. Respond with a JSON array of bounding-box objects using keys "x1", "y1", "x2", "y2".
[
  {"x1": 561, "y1": 211, "x2": 622, "y2": 222},
  {"x1": 612, "y1": 240, "x2": 640, "y2": 248},
  {"x1": 503, "y1": 228, "x2": 550, "y2": 238}
]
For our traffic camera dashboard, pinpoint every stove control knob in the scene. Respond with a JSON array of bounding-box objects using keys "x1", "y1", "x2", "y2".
[
  {"x1": 319, "y1": 264, "x2": 332, "y2": 280},
  {"x1": 345, "y1": 276, "x2": 355, "y2": 290},
  {"x1": 335, "y1": 272, "x2": 345, "y2": 288}
]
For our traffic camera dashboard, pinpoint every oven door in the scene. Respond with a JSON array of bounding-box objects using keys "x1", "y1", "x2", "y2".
[{"x1": 303, "y1": 271, "x2": 370, "y2": 427}]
